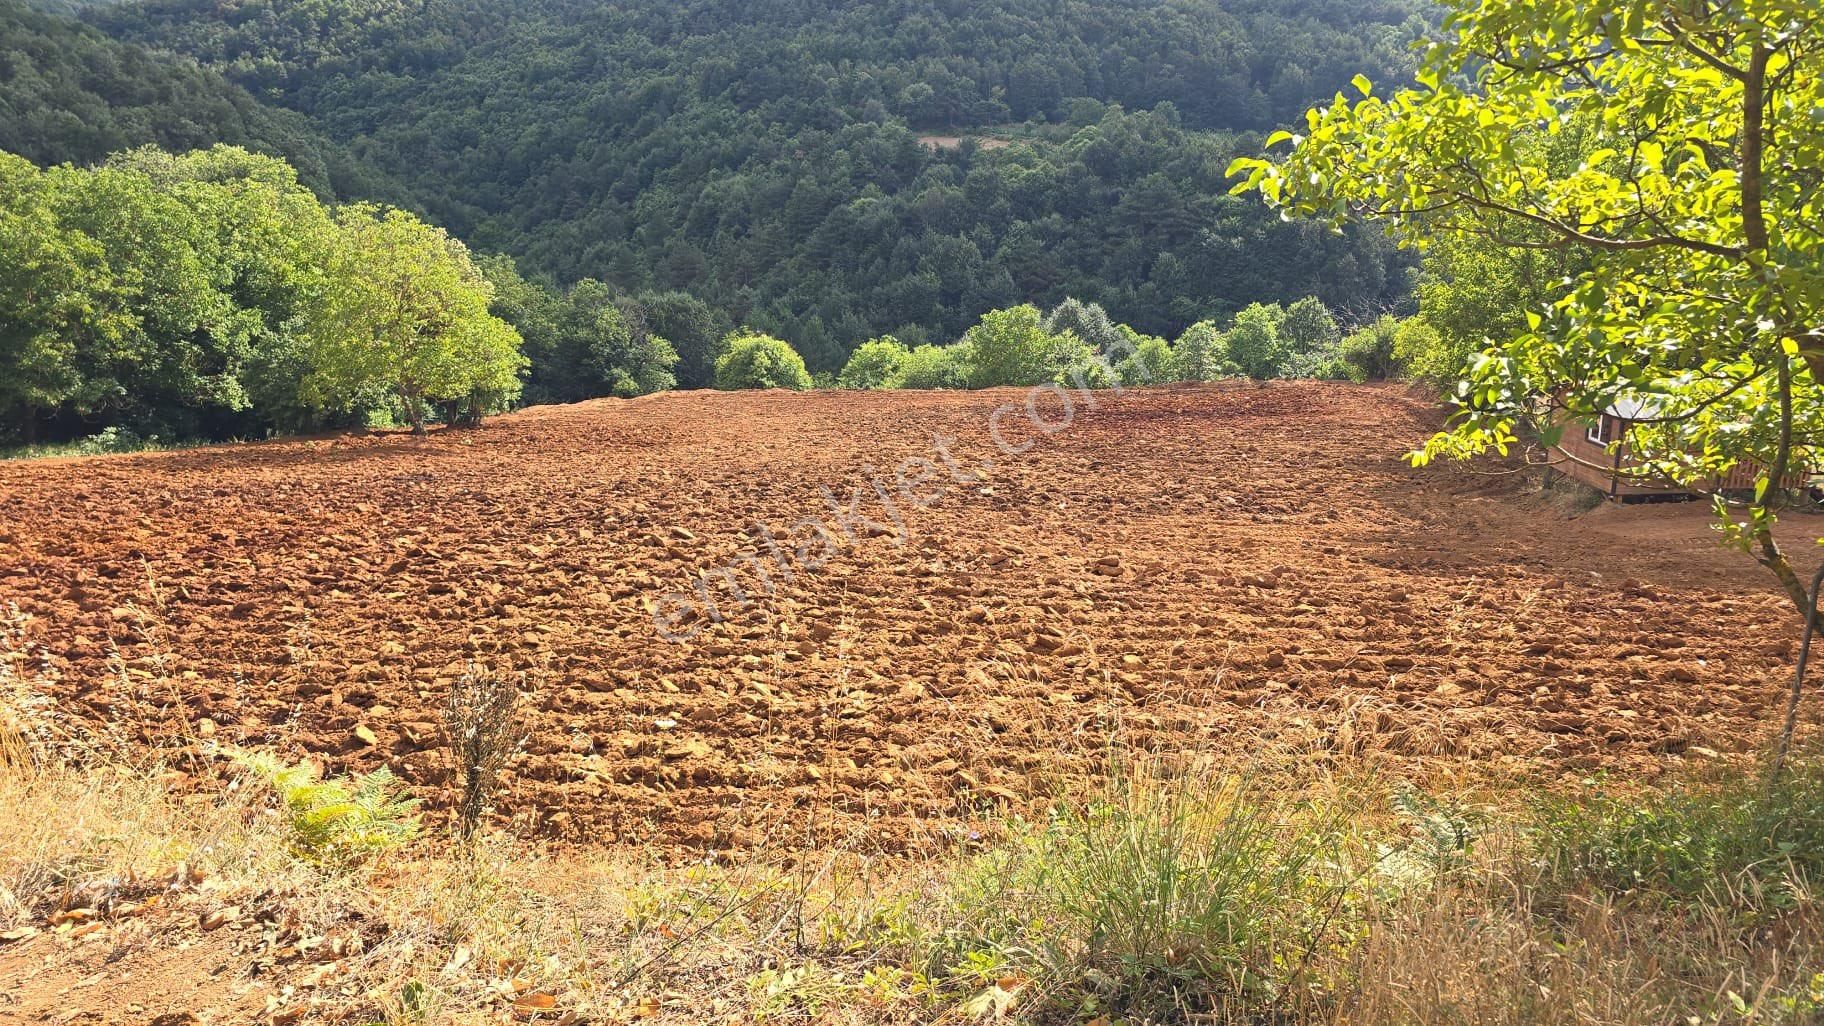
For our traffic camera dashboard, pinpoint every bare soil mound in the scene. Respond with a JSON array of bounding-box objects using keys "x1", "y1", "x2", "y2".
[{"x1": 0, "y1": 383, "x2": 1810, "y2": 852}]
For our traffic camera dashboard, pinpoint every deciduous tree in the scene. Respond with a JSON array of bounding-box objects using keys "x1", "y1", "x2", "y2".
[
  {"x1": 1232, "y1": 0, "x2": 1824, "y2": 766},
  {"x1": 307, "y1": 205, "x2": 524, "y2": 432}
]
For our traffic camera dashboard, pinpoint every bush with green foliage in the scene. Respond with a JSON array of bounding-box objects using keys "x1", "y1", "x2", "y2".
[
  {"x1": 233, "y1": 750, "x2": 420, "y2": 864},
  {"x1": 1389, "y1": 318, "x2": 1451, "y2": 385},
  {"x1": 1051, "y1": 334, "x2": 1119, "y2": 390},
  {"x1": 892, "y1": 343, "x2": 969, "y2": 390},
  {"x1": 1280, "y1": 297, "x2": 1341, "y2": 355},
  {"x1": 479, "y1": 258, "x2": 679, "y2": 405},
  {"x1": 623, "y1": 290, "x2": 730, "y2": 390},
  {"x1": 837, "y1": 337, "x2": 911, "y2": 389},
  {"x1": 1212, "y1": 297, "x2": 1354, "y2": 381},
  {"x1": 1113, "y1": 329, "x2": 1176, "y2": 386},
  {"x1": 1279, "y1": 348, "x2": 1353, "y2": 380},
  {"x1": 897, "y1": 753, "x2": 1824, "y2": 1023},
  {"x1": 860, "y1": 300, "x2": 1378, "y2": 393},
  {"x1": 1275, "y1": 296, "x2": 1349, "y2": 379},
  {"x1": 1220, "y1": 303, "x2": 1288, "y2": 379},
  {"x1": 1172, "y1": 320, "x2": 1232, "y2": 381},
  {"x1": 1540, "y1": 760, "x2": 1824, "y2": 909},
  {"x1": 1406, "y1": 232, "x2": 1580, "y2": 391},
  {"x1": 959, "y1": 305, "x2": 1078, "y2": 389},
  {"x1": 1340, "y1": 315, "x2": 1403, "y2": 382},
  {"x1": 714, "y1": 333, "x2": 813, "y2": 391},
  {"x1": 0, "y1": 426, "x2": 176, "y2": 461}
]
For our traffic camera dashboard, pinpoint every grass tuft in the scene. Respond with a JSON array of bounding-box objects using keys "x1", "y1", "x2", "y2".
[{"x1": 919, "y1": 764, "x2": 1369, "y2": 1021}]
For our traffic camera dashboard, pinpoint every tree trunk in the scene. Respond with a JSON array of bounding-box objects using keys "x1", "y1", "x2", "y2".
[
  {"x1": 1755, "y1": 529, "x2": 1812, "y2": 618},
  {"x1": 20, "y1": 404, "x2": 36, "y2": 446},
  {"x1": 1756, "y1": 352, "x2": 1816, "y2": 783},
  {"x1": 1770, "y1": 562, "x2": 1824, "y2": 788},
  {"x1": 1754, "y1": 354, "x2": 1806, "y2": 614}
]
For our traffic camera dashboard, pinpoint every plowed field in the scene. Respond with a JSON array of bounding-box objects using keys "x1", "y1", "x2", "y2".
[{"x1": 0, "y1": 383, "x2": 1812, "y2": 852}]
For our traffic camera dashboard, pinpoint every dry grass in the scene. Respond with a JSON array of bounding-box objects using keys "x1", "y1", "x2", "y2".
[{"x1": 1342, "y1": 882, "x2": 1823, "y2": 1026}]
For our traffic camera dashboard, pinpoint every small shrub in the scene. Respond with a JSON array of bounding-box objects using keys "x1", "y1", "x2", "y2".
[
  {"x1": 1376, "y1": 784, "x2": 1480, "y2": 890},
  {"x1": 2, "y1": 428, "x2": 168, "y2": 461},
  {"x1": 1221, "y1": 302, "x2": 1287, "y2": 379},
  {"x1": 837, "y1": 337, "x2": 910, "y2": 389},
  {"x1": 1539, "y1": 758, "x2": 1824, "y2": 909},
  {"x1": 1271, "y1": 298, "x2": 1349, "y2": 380},
  {"x1": 1113, "y1": 330, "x2": 1175, "y2": 386},
  {"x1": 1054, "y1": 340, "x2": 1119, "y2": 390},
  {"x1": 892, "y1": 343, "x2": 969, "y2": 389},
  {"x1": 1390, "y1": 317, "x2": 1454, "y2": 386},
  {"x1": 1340, "y1": 315, "x2": 1404, "y2": 381},
  {"x1": 1280, "y1": 345, "x2": 1353, "y2": 380},
  {"x1": 713, "y1": 333, "x2": 813, "y2": 390},
  {"x1": 77, "y1": 427, "x2": 157, "y2": 455},
  {"x1": 1173, "y1": 320, "x2": 1233, "y2": 381},
  {"x1": 960, "y1": 305, "x2": 1066, "y2": 388},
  {"x1": 234, "y1": 750, "x2": 419, "y2": 863},
  {"x1": 443, "y1": 663, "x2": 528, "y2": 841}
]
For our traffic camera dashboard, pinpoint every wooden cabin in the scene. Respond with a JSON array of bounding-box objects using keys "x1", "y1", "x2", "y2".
[{"x1": 1554, "y1": 398, "x2": 1802, "y2": 501}]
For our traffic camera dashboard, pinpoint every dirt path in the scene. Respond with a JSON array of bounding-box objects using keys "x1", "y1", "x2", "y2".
[{"x1": 0, "y1": 383, "x2": 1813, "y2": 852}]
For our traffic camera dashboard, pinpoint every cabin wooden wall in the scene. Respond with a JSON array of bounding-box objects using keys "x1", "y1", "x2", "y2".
[{"x1": 1553, "y1": 415, "x2": 1806, "y2": 500}]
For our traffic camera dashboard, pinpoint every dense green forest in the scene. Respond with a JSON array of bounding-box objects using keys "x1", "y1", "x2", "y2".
[
  {"x1": 0, "y1": 0, "x2": 394, "y2": 198},
  {"x1": 65, "y1": 0, "x2": 1426, "y2": 371}
]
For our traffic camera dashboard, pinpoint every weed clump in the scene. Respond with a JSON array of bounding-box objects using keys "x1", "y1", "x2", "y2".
[
  {"x1": 442, "y1": 662, "x2": 529, "y2": 841},
  {"x1": 1540, "y1": 759, "x2": 1824, "y2": 911},
  {"x1": 233, "y1": 750, "x2": 419, "y2": 863},
  {"x1": 917, "y1": 767, "x2": 1376, "y2": 1022}
]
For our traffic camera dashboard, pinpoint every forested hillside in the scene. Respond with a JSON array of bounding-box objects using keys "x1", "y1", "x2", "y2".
[
  {"x1": 77, "y1": 0, "x2": 1427, "y2": 369},
  {"x1": 0, "y1": 0, "x2": 390, "y2": 197}
]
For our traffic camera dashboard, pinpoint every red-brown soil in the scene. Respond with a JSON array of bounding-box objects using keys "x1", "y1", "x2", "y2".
[{"x1": 0, "y1": 383, "x2": 1814, "y2": 852}]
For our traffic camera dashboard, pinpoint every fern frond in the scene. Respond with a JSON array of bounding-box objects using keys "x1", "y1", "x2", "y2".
[{"x1": 231, "y1": 748, "x2": 420, "y2": 863}]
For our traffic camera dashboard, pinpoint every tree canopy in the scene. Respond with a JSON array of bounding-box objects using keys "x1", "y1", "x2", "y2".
[
  {"x1": 1232, "y1": 0, "x2": 1824, "y2": 615},
  {"x1": 307, "y1": 204, "x2": 525, "y2": 433},
  {"x1": 0, "y1": 145, "x2": 526, "y2": 444},
  {"x1": 838, "y1": 338, "x2": 912, "y2": 390},
  {"x1": 715, "y1": 333, "x2": 813, "y2": 391}
]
